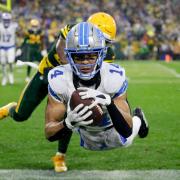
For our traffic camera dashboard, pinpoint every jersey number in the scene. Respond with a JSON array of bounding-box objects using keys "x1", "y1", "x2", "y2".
[
  {"x1": 51, "y1": 70, "x2": 63, "y2": 79},
  {"x1": 109, "y1": 64, "x2": 123, "y2": 76},
  {"x1": 2, "y1": 34, "x2": 11, "y2": 42}
]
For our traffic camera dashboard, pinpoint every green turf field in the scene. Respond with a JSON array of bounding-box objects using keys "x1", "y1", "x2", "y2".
[{"x1": 0, "y1": 61, "x2": 180, "y2": 172}]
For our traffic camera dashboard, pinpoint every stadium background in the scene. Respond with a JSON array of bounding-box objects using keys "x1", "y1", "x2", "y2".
[
  {"x1": 0, "y1": 0, "x2": 180, "y2": 179},
  {"x1": 1, "y1": 0, "x2": 180, "y2": 61}
]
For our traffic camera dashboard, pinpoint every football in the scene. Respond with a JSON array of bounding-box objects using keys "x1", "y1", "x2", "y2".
[{"x1": 69, "y1": 90, "x2": 103, "y2": 126}]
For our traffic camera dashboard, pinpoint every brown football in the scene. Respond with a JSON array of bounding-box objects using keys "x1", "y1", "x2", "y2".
[{"x1": 69, "y1": 90, "x2": 103, "y2": 126}]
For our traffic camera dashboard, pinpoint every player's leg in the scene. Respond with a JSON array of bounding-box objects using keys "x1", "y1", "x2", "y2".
[
  {"x1": 0, "y1": 49, "x2": 8, "y2": 86},
  {"x1": 46, "y1": 125, "x2": 73, "y2": 172},
  {"x1": 126, "y1": 99, "x2": 149, "y2": 138},
  {"x1": 0, "y1": 71, "x2": 48, "y2": 121},
  {"x1": 123, "y1": 107, "x2": 149, "y2": 147},
  {"x1": 7, "y1": 47, "x2": 16, "y2": 84},
  {"x1": 1, "y1": 64, "x2": 7, "y2": 86},
  {"x1": 35, "y1": 47, "x2": 43, "y2": 63},
  {"x1": 11, "y1": 72, "x2": 48, "y2": 121},
  {"x1": 25, "y1": 46, "x2": 32, "y2": 82},
  {"x1": 52, "y1": 131, "x2": 73, "y2": 172},
  {"x1": 133, "y1": 107, "x2": 149, "y2": 138},
  {"x1": 26, "y1": 66, "x2": 31, "y2": 82}
]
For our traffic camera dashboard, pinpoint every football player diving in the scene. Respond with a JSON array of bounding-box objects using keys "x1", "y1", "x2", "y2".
[
  {"x1": 0, "y1": 12, "x2": 118, "y2": 172},
  {"x1": 45, "y1": 22, "x2": 149, "y2": 169}
]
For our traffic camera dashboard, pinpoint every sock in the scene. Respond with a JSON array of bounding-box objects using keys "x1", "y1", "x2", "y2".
[
  {"x1": 27, "y1": 66, "x2": 31, "y2": 77},
  {"x1": 58, "y1": 130, "x2": 72, "y2": 154},
  {"x1": 9, "y1": 63, "x2": 13, "y2": 73},
  {"x1": 2, "y1": 64, "x2": 7, "y2": 77},
  {"x1": 124, "y1": 116, "x2": 141, "y2": 147}
]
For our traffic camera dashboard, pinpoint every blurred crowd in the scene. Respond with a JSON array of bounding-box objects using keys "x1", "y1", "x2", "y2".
[{"x1": 7, "y1": 0, "x2": 180, "y2": 60}]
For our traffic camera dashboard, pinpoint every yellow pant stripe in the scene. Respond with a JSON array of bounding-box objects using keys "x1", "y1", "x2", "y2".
[{"x1": 15, "y1": 78, "x2": 34, "y2": 112}]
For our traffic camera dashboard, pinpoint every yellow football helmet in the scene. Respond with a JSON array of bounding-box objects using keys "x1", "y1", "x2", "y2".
[
  {"x1": 87, "y1": 12, "x2": 116, "y2": 41},
  {"x1": 30, "y1": 19, "x2": 39, "y2": 27}
]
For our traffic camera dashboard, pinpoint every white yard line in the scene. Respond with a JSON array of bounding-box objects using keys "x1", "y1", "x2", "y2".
[
  {"x1": 0, "y1": 170, "x2": 179, "y2": 180},
  {"x1": 157, "y1": 63, "x2": 180, "y2": 78},
  {"x1": 130, "y1": 79, "x2": 180, "y2": 84}
]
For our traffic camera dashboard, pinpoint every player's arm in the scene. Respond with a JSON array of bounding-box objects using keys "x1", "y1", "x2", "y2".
[
  {"x1": 45, "y1": 94, "x2": 66, "y2": 139},
  {"x1": 107, "y1": 92, "x2": 133, "y2": 137},
  {"x1": 113, "y1": 92, "x2": 132, "y2": 128},
  {"x1": 39, "y1": 24, "x2": 75, "y2": 74},
  {"x1": 56, "y1": 37, "x2": 67, "y2": 65},
  {"x1": 55, "y1": 24, "x2": 75, "y2": 65},
  {"x1": 45, "y1": 92, "x2": 93, "y2": 140}
]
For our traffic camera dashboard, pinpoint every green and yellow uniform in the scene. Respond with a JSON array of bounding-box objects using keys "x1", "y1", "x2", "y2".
[{"x1": 21, "y1": 28, "x2": 43, "y2": 62}]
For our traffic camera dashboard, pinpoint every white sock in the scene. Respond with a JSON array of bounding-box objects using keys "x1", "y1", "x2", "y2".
[
  {"x1": 131, "y1": 116, "x2": 141, "y2": 138},
  {"x1": 2, "y1": 64, "x2": 7, "y2": 77},
  {"x1": 124, "y1": 116, "x2": 141, "y2": 147}
]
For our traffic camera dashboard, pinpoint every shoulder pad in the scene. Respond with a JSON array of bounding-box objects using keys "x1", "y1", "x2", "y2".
[
  {"x1": 48, "y1": 65, "x2": 70, "y2": 94},
  {"x1": 101, "y1": 63, "x2": 127, "y2": 95}
]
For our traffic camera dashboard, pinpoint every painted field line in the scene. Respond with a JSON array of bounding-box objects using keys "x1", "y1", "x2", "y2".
[
  {"x1": 130, "y1": 79, "x2": 180, "y2": 84},
  {"x1": 157, "y1": 63, "x2": 180, "y2": 78},
  {"x1": 0, "y1": 170, "x2": 179, "y2": 180}
]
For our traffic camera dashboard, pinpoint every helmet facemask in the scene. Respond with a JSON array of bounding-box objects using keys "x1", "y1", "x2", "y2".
[
  {"x1": 65, "y1": 22, "x2": 107, "y2": 80},
  {"x1": 66, "y1": 49, "x2": 106, "y2": 80}
]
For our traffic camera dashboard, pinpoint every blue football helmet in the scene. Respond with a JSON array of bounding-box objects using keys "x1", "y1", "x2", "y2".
[{"x1": 65, "y1": 22, "x2": 107, "y2": 80}]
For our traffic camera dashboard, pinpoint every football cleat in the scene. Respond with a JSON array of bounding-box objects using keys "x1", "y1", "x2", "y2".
[
  {"x1": 52, "y1": 153, "x2": 67, "y2": 173},
  {"x1": 0, "y1": 102, "x2": 17, "y2": 120},
  {"x1": 133, "y1": 107, "x2": 149, "y2": 138}
]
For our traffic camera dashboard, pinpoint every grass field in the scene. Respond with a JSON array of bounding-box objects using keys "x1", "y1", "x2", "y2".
[{"x1": 0, "y1": 61, "x2": 180, "y2": 179}]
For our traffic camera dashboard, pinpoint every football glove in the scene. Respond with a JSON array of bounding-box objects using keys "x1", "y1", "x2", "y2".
[
  {"x1": 78, "y1": 87, "x2": 111, "y2": 107},
  {"x1": 64, "y1": 103, "x2": 93, "y2": 130}
]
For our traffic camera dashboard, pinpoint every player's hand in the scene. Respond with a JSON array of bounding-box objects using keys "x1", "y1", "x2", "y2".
[
  {"x1": 78, "y1": 87, "x2": 111, "y2": 107},
  {"x1": 64, "y1": 103, "x2": 93, "y2": 129}
]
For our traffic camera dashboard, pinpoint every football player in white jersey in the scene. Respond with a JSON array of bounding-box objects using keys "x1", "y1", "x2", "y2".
[
  {"x1": 45, "y1": 22, "x2": 149, "y2": 160},
  {"x1": 0, "y1": 12, "x2": 18, "y2": 86}
]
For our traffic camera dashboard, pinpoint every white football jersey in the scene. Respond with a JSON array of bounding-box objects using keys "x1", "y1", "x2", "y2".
[
  {"x1": 48, "y1": 62, "x2": 128, "y2": 150},
  {"x1": 0, "y1": 22, "x2": 18, "y2": 47}
]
